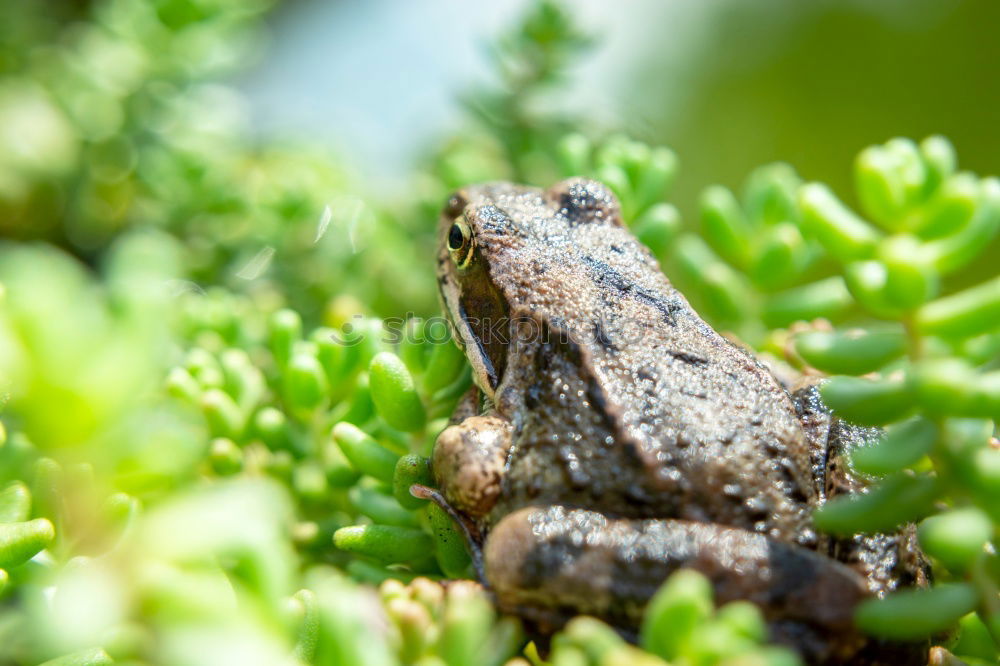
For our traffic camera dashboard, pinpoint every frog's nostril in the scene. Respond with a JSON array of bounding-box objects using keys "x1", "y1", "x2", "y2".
[{"x1": 444, "y1": 193, "x2": 467, "y2": 219}]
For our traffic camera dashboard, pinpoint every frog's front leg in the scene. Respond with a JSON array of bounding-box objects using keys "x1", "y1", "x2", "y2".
[
  {"x1": 417, "y1": 398, "x2": 512, "y2": 579},
  {"x1": 485, "y1": 505, "x2": 878, "y2": 665},
  {"x1": 432, "y1": 404, "x2": 512, "y2": 521}
]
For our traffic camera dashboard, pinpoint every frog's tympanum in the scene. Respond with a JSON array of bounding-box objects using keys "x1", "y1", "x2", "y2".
[{"x1": 426, "y1": 179, "x2": 930, "y2": 665}]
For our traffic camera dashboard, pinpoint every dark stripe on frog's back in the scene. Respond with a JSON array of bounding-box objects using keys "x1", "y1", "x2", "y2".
[{"x1": 580, "y1": 254, "x2": 680, "y2": 325}]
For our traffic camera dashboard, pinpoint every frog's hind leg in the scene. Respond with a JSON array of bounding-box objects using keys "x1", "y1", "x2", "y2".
[{"x1": 484, "y1": 505, "x2": 878, "y2": 665}]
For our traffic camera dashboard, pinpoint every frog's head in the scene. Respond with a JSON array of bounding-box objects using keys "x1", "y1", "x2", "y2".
[
  {"x1": 435, "y1": 183, "x2": 519, "y2": 399},
  {"x1": 436, "y1": 179, "x2": 623, "y2": 399}
]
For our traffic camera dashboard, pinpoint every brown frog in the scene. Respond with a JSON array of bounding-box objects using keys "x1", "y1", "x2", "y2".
[{"x1": 422, "y1": 179, "x2": 930, "y2": 664}]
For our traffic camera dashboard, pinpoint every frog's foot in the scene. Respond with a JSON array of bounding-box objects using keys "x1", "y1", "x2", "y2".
[
  {"x1": 484, "y1": 505, "x2": 927, "y2": 666},
  {"x1": 409, "y1": 483, "x2": 486, "y2": 582}
]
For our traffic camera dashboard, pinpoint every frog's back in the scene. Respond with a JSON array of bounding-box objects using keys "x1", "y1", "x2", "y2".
[{"x1": 467, "y1": 179, "x2": 817, "y2": 543}]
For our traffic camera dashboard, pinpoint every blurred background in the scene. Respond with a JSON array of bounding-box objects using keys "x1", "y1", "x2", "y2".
[
  {"x1": 240, "y1": 0, "x2": 1000, "y2": 210},
  {"x1": 4, "y1": 0, "x2": 999, "y2": 315}
]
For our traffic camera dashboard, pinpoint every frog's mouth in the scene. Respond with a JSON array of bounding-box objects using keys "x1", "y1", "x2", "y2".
[
  {"x1": 440, "y1": 259, "x2": 510, "y2": 399},
  {"x1": 456, "y1": 301, "x2": 502, "y2": 391}
]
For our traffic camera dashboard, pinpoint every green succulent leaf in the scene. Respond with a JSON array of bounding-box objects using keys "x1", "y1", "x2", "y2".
[
  {"x1": 814, "y1": 472, "x2": 939, "y2": 535},
  {"x1": 918, "y1": 507, "x2": 993, "y2": 572},
  {"x1": 269, "y1": 308, "x2": 302, "y2": 368},
  {"x1": 370, "y1": 352, "x2": 427, "y2": 432},
  {"x1": 284, "y1": 352, "x2": 331, "y2": 412},
  {"x1": 799, "y1": 183, "x2": 881, "y2": 261},
  {"x1": 855, "y1": 583, "x2": 979, "y2": 640},
  {"x1": 640, "y1": 569, "x2": 713, "y2": 660},
  {"x1": 820, "y1": 375, "x2": 914, "y2": 426},
  {"x1": 393, "y1": 454, "x2": 435, "y2": 510},
  {"x1": 0, "y1": 481, "x2": 31, "y2": 524},
  {"x1": 0, "y1": 519, "x2": 55, "y2": 569},
  {"x1": 332, "y1": 422, "x2": 400, "y2": 484},
  {"x1": 426, "y1": 503, "x2": 472, "y2": 578},
  {"x1": 701, "y1": 185, "x2": 751, "y2": 268},
  {"x1": 917, "y1": 275, "x2": 1000, "y2": 339},
  {"x1": 850, "y1": 417, "x2": 938, "y2": 476},
  {"x1": 333, "y1": 524, "x2": 433, "y2": 564},
  {"x1": 795, "y1": 328, "x2": 906, "y2": 376},
  {"x1": 762, "y1": 277, "x2": 853, "y2": 327}
]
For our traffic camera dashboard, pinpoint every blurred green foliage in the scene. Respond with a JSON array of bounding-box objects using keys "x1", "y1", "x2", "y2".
[
  {"x1": 0, "y1": 1, "x2": 998, "y2": 665},
  {"x1": 0, "y1": 0, "x2": 434, "y2": 321},
  {"x1": 632, "y1": 0, "x2": 1000, "y2": 226}
]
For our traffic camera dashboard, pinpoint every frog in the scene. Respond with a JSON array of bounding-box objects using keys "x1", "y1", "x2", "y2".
[{"x1": 418, "y1": 178, "x2": 931, "y2": 665}]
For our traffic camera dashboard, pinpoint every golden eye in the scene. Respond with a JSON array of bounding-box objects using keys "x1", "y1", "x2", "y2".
[{"x1": 448, "y1": 218, "x2": 474, "y2": 268}]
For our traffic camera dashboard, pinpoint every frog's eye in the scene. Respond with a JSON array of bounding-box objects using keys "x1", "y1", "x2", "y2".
[
  {"x1": 447, "y1": 222, "x2": 466, "y2": 250},
  {"x1": 448, "y1": 218, "x2": 474, "y2": 269}
]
